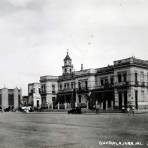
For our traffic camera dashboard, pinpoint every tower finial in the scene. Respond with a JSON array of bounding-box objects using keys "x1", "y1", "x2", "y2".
[{"x1": 67, "y1": 49, "x2": 69, "y2": 55}]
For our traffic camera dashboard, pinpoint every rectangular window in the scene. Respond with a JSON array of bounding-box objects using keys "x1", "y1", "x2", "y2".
[
  {"x1": 71, "y1": 82, "x2": 74, "y2": 89},
  {"x1": 141, "y1": 90, "x2": 144, "y2": 101},
  {"x1": 52, "y1": 84, "x2": 55, "y2": 94},
  {"x1": 78, "y1": 82, "x2": 81, "y2": 89},
  {"x1": 52, "y1": 84, "x2": 55, "y2": 90},
  {"x1": 118, "y1": 73, "x2": 122, "y2": 82},
  {"x1": 101, "y1": 79, "x2": 104, "y2": 85},
  {"x1": 85, "y1": 81, "x2": 88, "y2": 89},
  {"x1": 105, "y1": 79, "x2": 108, "y2": 84},
  {"x1": 110, "y1": 77, "x2": 114, "y2": 84},
  {"x1": 31, "y1": 89, "x2": 33, "y2": 94},
  {"x1": 140, "y1": 71, "x2": 144, "y2": 82},
  {"x1": 123, "y1": 72, "x2": 127, "y2": 82},
  {"x1": 41, "y1": 84, "x2": 46, "y2": 93},
  {"x1": 67, "y1": 83, "x2": 69, "y2": 89},
  {"x1": 135, "y1": 72, "x2": 138, "y2": 84},
  {"x1": 59, "y1": 84, "x2": 62, "y2": 90}
]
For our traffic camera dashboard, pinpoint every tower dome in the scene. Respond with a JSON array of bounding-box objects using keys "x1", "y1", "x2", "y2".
[{"x1": 64, "y1": 51, "x2": 71, "y2": 61}]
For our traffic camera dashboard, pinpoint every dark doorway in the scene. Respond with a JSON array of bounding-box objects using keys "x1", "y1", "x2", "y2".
[
  {"x1": 41, "y1": 97, "x2": 46, "y2": 107},
  {"x1": 108, "y1": 99, "x2": 111, "y2": 108},
  {"x1": 37, "y1": 100, "x2": 39, "y2": 107},
  {"x1": 135, "y1": 90, "x2": 138, "y2": 109},
  {"x1": 124, "y1": 91, "x2": 127, "y2": 108},
  {"x1": 119, "y1": 92, "x2": 122, "y2": 109},
  {"x1": 79, "y1": 95, "x2": 81, "y2": 103},
  {"x1": 103, "y1": 99, "x2": 106, "y2": 110}
]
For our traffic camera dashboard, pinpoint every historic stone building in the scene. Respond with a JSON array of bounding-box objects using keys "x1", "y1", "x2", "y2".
[
  {"x1": 29, "y1": 52, "x2": 148, "y2": 111},
  {"x1": 40, "y1": 76, "x2": 58, "y2": 109},
  {"x1": 28, "y1": 83, "x2": 41, "y2": 108},
  {"x1": 0, "y1": 87, "x2": 22, "y2": 110}
]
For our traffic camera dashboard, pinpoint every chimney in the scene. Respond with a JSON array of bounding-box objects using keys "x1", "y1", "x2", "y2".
[{"x1": 81, "y1": 64, "x2": 83, "y2": 71}]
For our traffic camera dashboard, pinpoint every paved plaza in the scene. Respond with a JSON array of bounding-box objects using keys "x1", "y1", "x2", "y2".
[{"x1": 0, "y1": 112, "x2": 148, "y2": 148}]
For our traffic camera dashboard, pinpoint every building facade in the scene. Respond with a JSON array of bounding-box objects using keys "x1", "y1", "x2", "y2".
[
  {"x1": 0, "y1": 87, "x2": 22, "y2": 110},
  {"x1": 40, "y1": 76, "x2": 58, "y2": 109},
  {"x1": 28, "y1": 83, "x2": 41, "y2": 108},
  {"x1": 29, "y1": 52, "x2": 148, "y2": 111}
]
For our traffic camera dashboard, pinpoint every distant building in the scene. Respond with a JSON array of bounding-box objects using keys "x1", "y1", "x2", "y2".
[
  {"x1": 29, "y1": 52, "x2": 148, "y2": 112},
  {"x1": 28, "y1": 83, "x2": 41, "y2": 108},
  {"x1": 0, "y1": 87, "x2": 22, "y2": 110},
  {"x1": 40, "y1": 76, "x2": 58, "y2": 109},
  {"x1": 22, "y1": 96, "x2": 28, "y2": 106}
]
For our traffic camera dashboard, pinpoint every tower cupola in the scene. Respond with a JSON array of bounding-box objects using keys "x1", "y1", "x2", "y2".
[{"x1": 62, "y1": 50, "x2": 73, "y2": 75}]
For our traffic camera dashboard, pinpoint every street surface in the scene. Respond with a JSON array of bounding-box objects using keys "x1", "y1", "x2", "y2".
[{"x1": 0, "y1": 112, "x2": 147, "y2": 148}]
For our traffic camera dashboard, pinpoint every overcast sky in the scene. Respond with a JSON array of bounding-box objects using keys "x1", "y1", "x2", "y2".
[{"x1": 0, "y1": 0, "x2": 148, "y2": 95}]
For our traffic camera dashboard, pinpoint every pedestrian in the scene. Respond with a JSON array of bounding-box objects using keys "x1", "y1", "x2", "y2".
[
  {"x1": 127, "y1": 106, "x2": 130, "y2": 116},
  {"x1": 122, "y1": 106, "x2": 125, "y2": 113},
  {"x1": 131, "y1": 106, "x2": 135, "y2": 116}
]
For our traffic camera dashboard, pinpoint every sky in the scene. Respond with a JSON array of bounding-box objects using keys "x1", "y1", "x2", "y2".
[{"x1": 0, "y1": 0, "x2": 148, "y2": 95}]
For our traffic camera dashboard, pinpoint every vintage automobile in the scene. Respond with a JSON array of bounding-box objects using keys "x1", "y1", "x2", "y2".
[
  {"x1": 20, "y1": 106, "x2": 33, "y2": 113},
  {"x1": 68, "y1": 107, "x2": 81, "y2": 114}
]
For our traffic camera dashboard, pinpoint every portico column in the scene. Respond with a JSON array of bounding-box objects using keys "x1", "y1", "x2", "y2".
[
  {"x1": 51, "y1": 102, "x2": 53, "y2": 110},
  {"x1": 58, "y1": 102, "x2": 60, "y2": 110},
  {"x1": 87, "y1": 101, "x2": 89, "y2": 109},
  {"x1": 64, "y1": 102, "x2": 67, "y2": 110},
  {"x1": 75, "y1": 93, "x2": 79, "y2": 107},
  {"x1": 106, "y1": 100, "x2": 108, "y2": 110},
  {"x1": 95, "y1": 100, "x2": 97, "y2": 110},
  {"x1": 122, "y1": 93, "x2": 124, "y2": 108},
  {"x1": 101, "y1": 102, "x2": 103, "y2": 109},
  {"x1": 114, "y1": 89, "x2": 119, "y2": 108},
  {"x1": 111, "y1": 100, "x2": 114, "y2": 110}
]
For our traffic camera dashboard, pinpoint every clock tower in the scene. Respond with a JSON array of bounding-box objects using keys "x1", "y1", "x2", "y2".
[{"x1": 62, "y1": 50, "x2": 73, "y2": 75}]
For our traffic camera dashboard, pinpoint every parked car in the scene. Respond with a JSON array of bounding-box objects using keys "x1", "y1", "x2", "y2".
[
  {"x1": 21, "y1": 106, "x2": 33, "y2": 113},
  {"x1": 68, "y1": 107, "x2": 81, "y2": 114}
]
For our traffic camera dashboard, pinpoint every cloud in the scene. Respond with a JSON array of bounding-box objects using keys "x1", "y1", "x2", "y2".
[
  {"x1": 7, "y1": 0, "x2": 32, "y2": 7},
  {"x1": 0, "y1": 0, "x2": 148, "y2": 94}
]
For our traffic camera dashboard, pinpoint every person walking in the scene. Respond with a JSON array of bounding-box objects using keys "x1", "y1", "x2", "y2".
[
  {"x1": 131, "y1": 105, "x2": 135, "y2": 116},
  {"x1": 127, "y1": 105, "x2": 135, "y2": 116},
  {"x1": 127, "y1": 106, "x2": 130, "y2": 116}
]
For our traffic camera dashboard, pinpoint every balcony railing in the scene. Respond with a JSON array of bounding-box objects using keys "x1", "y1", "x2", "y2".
[
  {"x1": 94, "y1": 84, "x2": 114, "y2": 89},
  {"x1": 76, "y1": 87, "x2": 89, "y2": 93},
  {"x1": 114, "y1": 81, "x2": 129, "y2": 87},
  {"x1": 58, "y1": 88, "x2": 74, "y2": 93}
]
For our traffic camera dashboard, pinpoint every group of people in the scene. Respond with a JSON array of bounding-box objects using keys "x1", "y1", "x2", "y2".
[
  {"x1": 95, "y1": 104, "x2": 135, "y2": 115},
  {"x1": 127, "y1": 105, "x2": 135, "y2": 116}
]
